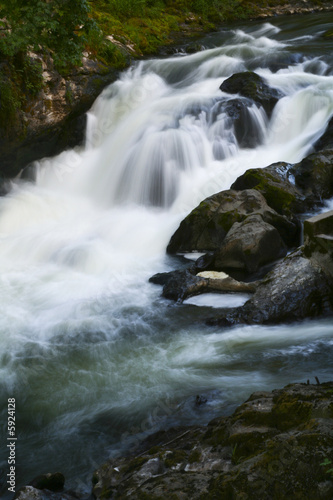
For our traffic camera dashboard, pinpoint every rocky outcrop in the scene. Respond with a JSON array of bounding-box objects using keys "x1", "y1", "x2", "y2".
[
  {"x1": 92, "y1": 382, "x2": 333, "y2": 500},
  {"x1": 220, "y1": 72, "x2": 283, "y2": 118},
  {"x1": 304, "y1": 210, "x2": 333, "y2": 280},
  {"x1": 0, "y1": 56, "x2": 121, "y2": 178}
]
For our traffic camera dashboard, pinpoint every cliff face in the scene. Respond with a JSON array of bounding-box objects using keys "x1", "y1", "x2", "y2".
[{"x1": 0, "y1": 55, "x2": 120, "y2": 178}]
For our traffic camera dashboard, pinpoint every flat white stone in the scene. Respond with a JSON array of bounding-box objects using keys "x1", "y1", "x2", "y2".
[{"x1": 197, "y1": 271, "x2": 229, "y2": 280}]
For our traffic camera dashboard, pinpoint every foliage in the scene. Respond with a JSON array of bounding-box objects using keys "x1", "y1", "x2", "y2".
[
  {"x1": 0, "y1": 0, "x2": 96, "y2": 69},
  {"x1": 320, "y1": 458, "x2": 333, "y2": 476}
]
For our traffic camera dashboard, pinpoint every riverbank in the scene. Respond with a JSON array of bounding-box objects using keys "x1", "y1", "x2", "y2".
[{"x1": 1, "y1": 0, "x2": 333, "y2": 178}]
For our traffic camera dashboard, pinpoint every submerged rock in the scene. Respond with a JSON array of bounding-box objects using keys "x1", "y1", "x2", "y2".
[
  {"x1": 210, "y1": 98, "x2": 266, "y2": 149},
  {"x1": 220, "y1": 71, "x2": 283, "y2": 117},
  {"x1": 92, "y1": 382, "x2": 333, "y2": 500}
]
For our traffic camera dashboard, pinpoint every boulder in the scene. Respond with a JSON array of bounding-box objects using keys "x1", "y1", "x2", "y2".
[
  {"x1": 167, "y1": 189, "x2": 297, "y2": 254},
  {"x1": 314, "y1": 116, "x2": 333, "y2": 151},
  {"x1": 92, "y1": 382, "x2": 333, "y2": 500},
  {"x1": 290, "y1": 149, "x2": 333, "y2": 202},
  {"x1": 150, "y1": 269, "x2": 208, "y2": 302},
  {"x1": 220, "y1": 71, "x2": 283, "y2": 117},
  {"x1": 212, "y1": 214, "x2": 286, "y2": 273},
  {"x1": 231, "y1": 162, "x2": 306, "y2": 218},
  {"x1": 210, "y1": 98, "x2": 266, "y2": 149},
  {"x1": 304, "y1": 210, "x2": 333, "y2": 280},
  {"x1": 215, "y1": 248, "x2": 333, "y2": 325}
]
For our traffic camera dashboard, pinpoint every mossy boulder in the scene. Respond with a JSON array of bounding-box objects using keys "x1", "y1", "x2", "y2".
[
  {"x1": 167, "y1": 189, "x2": 298, "y2": 254},
  {"x1": 220, "y1": 71, "x2": 283, "y2": 117},
  {"x1": 231, "y1": 162, "x2": 306, "y2": 218}
]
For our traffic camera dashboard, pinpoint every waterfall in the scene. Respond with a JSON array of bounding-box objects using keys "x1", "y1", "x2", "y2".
[{"x1": 0, "y1": 13, "x2": 333, "y2": 498}]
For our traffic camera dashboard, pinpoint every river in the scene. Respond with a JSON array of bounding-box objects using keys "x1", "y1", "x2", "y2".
[{"x1": 0, "y1": 12, "x2": 333, "y2": 498}]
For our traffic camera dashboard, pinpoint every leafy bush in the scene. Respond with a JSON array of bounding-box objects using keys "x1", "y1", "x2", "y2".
[{"x1": 0, "y1": 0, "x2": 95, "y2": 69}]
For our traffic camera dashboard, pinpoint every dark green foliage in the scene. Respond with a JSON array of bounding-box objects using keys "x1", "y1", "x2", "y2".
[{"x1": 0, "y1": 0, "x2": 96, "y2": 69}]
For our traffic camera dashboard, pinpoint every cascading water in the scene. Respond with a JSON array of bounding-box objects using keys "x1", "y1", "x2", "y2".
[{"x1": 1, "y1": 12, "x2": 333, "y2": 498}]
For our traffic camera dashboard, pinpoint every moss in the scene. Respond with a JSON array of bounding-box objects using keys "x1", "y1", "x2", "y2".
[
  {"x1": 100, "y1": 486, "x2": 113, "y2": 499},
  {"x1": 148, "y1": 446, "x2": 162, "y2": 455},
  {"x1": 123, "y1": 456, "x2": 149, "y2": 475},
  {"x1": 164, "y1": 449, "x2": 187, "y2": 468},
  {"x1": 188, "y1": 449, "x2": 202, "y2": 463},
  {"x1": 271, "y1": 398, "x2": 313, "y2": 431}
]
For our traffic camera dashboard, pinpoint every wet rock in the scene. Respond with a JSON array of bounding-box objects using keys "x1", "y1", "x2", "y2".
[
  {"x1": 231, "y1": 162, "x2": 306, "y2": 219},
  {"x1": 210, "y1": 98, "x2": 266, "y2": 149},
  {"x1": 92, "y1": 382, "x2": 333, "y2": 500},
  {"x1": 197, "y1": 271, "x2": 257, "y2": 293},
  {"x1": 150, "y1": 269, "x2": 208, "y2": 302},
  {"x1": 304, "y1": 210, "x2": 333, "y2": 279},
  {"x1": 167, "y1": 189, "x2": 297, "y2": 254},
  {"x1": 220, "y1": 71, "x2": 284, "y2": 117},
  {"x1": 290, "y1": 149, "x2": 333, "y2": 202},
  {"x1": 315, "y1": 117, "x2": 333, "y2": 151},
  {"x1": 29, "y1": 472, "x2": 65, "y2": 492},
  {"x1": 212, "y1": 214, "x2": 287, "y2": 273},
  {"x1": 223, "y1": 248, "x2": 333, "y2": 325}
]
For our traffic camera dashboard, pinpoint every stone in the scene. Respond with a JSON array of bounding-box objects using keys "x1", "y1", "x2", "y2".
[
  {"x1": 167, "y1": 189, "x2": 297, "y2": 254},
  {"x1": 290, "y1": 149, "x2": 333, "y2": 202},
  {"x1": 231, "y1": 162, "x2": 306, "y2": 219},
  {"x1": 14, "y1": 485, "x2": 78, "y2": 499},
  {"x1": 220, "y1": 71, "x2": 284, "y2": 117},
  {"x1": 0, "y1": 56, "x2": 120, "y2": 178},
  {"x1": 212, "y1": 214, "x2": 287, "y2": 273},
  {"x1": 304, "y1": 210, "x2": 333, "y2": 279},
  {"x1": 197, "y1": 271, "x2": 257, "y2": 293},
  {"x1": 210, "y1": 98, "x2": 266, "y2": 149},
  {"x1": 150, "y1": 269, "x2": 208, "y2": 302},
  {"x1": 229, "y1": 248, "x2": 333, "y2": 324}
]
